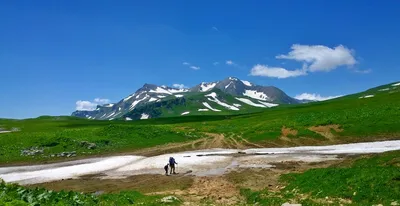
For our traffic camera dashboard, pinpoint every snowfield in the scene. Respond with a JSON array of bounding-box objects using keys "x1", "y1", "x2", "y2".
[
  {"x1": 235, "y1": 97, "x2": 266, "y2": 108},
  {"x1": 205, "y1": 92, "x2": 239, "y2": 111},
  {"x1": 243, "y1": 90, "x2": 270, "y2": 101},
  {"x1": 392, "y1": 82, "x2": 400, "y2": 86},
  {"x1": 175, "y1": 94, "x2": 184, "y2": 98},
  {"x1": 181, "y1": 111, "x2": 190, "y2": 115},
  {"x1": 202, "y1": 102, "x2": 221, "y2": 112},
  {"x1": 359, "y1": 95, "x2": 375, "y2": 99},
  {"x1": 1, "y1": 140, "x2": 400, "y2": 185},
  {"x1": 200, "y1": 82, "x2": 216, "y2": 92},
  {"x1": 198, "y1": 109, "x2": 209, "y2": 111},
  {"x1": 140, "y1": 113, "x2": 149, "y2": 119}
]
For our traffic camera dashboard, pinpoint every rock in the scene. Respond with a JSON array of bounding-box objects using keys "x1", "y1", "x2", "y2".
[
  {"x1": 80, "y1": 141, "x2": 97, "y2": 149},
  {"x1": 392, "y1": 202, "x2": 399, "y2": 206},
  {"x1": 20, "y1": 147, "x2": 44, "y2": 156},
  {"x1": 282, "y1": 203, "x2": 302, "y2": 206},
  {"x1": 160, "y1": 196, "x2": 179, "y2": 203}
]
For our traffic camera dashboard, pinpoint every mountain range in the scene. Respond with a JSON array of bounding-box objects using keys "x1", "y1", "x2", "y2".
[{"x1": 71, "y1": 77, "x2": 305, "y2": 120}]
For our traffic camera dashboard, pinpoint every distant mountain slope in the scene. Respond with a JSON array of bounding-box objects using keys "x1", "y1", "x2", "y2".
[{"x1": 71, "y1": 77, "x2": 300, "y2": 120}]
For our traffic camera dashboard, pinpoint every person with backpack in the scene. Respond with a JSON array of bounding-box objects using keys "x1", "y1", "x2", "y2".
[{"x1": 169, "y1": 157, "x2": 178, "y2": 175}]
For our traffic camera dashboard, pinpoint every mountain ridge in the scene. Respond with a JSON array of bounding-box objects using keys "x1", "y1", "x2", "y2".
[{"x1": 72, "y1": 77, "x2": 300, "y2": 120}]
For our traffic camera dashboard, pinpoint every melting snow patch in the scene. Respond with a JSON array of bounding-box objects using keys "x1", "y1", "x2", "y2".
[
  {"x1": 225, "y1": 82, "x2": 233, "y2": 89},
  {"x1": 129, "y1": 95, "x2": 148, "y2": 110},
  {"x1": 3, "y1": 140, "x2": 400, "y2": 185},
  {"x1": 235, "y1": 98, "x2": 266, "y2": 108},
  {"x1": 258, "y1": 101, "x2": 279, "y2": 108},
  {"x1": 203, "y1": 102, "x2": 221, "y2": 111},
  {"x1": 175, "y1": 94, "x2": 184, "y2": 98},
  {"x1": 392, "y1": 82, "x2": 400, "y2": 86},
  {"x1": 205, "y1": 92, "x2": 239, "y2": 110},
  {"x1": 200, "y1": 82, "x2": 216, "y2": 92},
  {"x1": 125, "y1": 117, "x2": 132, "y2": 121},
  {"x1": 198, "y1": 108, "x2": 209, "y2": 111},
  {"x1": 168, "y1": 88, "x2": 188, "y2": 93},
  {"x1": 181, "y1": 111, "x2": 190, "y2": 115},
  {"x1": 241, "y1": 80, "x2": 252, "y2": 87},
  {"x1": 359, "y1": 95, "x2": 374, "y2": 99},
  {"x1": 157, "y1": 95, "x2": 166, "y2": 98},
  {"x1": 378, "y1": 88, "x2": 390, "y2": 92},
  {"x1": 140, "y1": 113, "x2": 149, "y2": 120},
  {"x1": 148, "y1": 97, "x2": 158, "y2": 102},
  {"x1": 149, "y1": 87, "x2": 172, "y2": 95},
  {"x1": 233, "y1": 103, "x2": 241, "y2": 107},
  {"x1": 104, "y1": 104, "x2": 114, "y2": 107},
  {"x1": 243, "y1": 90, "x2": 270, "y2": 101}
]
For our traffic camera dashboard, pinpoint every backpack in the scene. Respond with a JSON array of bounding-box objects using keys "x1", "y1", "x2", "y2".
[{"x1": 169, "y1": 157, "x2": 175, "y2": 165}]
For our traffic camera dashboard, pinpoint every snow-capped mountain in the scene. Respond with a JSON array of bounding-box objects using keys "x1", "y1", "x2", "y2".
[{"x1": 71, "y1": 77, "x2": 299, "y2": 120}]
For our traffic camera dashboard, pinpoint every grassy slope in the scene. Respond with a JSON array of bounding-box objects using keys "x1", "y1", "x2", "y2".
[
  {"x1": 0, "y1": 180, "x2": 181, "y2": 206},
  {"x1": 0, "y1": 82, "x2": 399, "y2": 164},
  {"x1": 241, "y1": 150, "x2": 400, "y2": 206}
]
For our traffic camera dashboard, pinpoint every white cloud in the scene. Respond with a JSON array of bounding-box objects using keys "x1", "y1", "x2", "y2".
[
  {"x1": 94, "y1": 98, "x2": 110, "y2": 105},
  {"x1": 276, "y1": 44, "x2": 357, "y2": 72},
  {"x1": 295, "y1": 93, "x2": 343, "y2": 101},
  {"x1": 249, "y1": 64, "x2": 307, "y2": 79},
  {"x1": 226, "y1": 60, "x2": 234, "y2": 65},
  {"x1": 182, "y1": 62, "x2": 200, "y2": 70},
  {"x1": 76, "y1": 98, "x2": 110, "y2": 111},
  {"x1": 172, "y1": 84, "x2": 186, "y2": 89},
  {"x1": 212, "y1": 26, "x2": 219, "y2": 31},
  {"x1": 76, "y1": 100, "x2": 97, "y2": 111},
  {"x1": 213, "y1": 62, "x2": 219, "y2": 66}
]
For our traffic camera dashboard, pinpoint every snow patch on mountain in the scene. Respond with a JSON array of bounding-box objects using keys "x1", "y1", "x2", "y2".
[
  {"x1": 157, "y1": 95, "x2": 166, "y2": 98},
  {"x1": 235, "y1": 98, "x2": 266, "y2": 108},
  {"x1": 359, "y1": 95, "x2": 374, "y2": 99},
  {"x1": 225, "y1": 82, "x2": 233, "y2": 89},
  {"x1": 233, "y1": 103, "x2": 241, "y2": 107},
  {"x1": 202, "y1": 102, "x2": 221, "y2": 112},
  {"x1": 148, "y1": 97, "x2": 158, "y2": 102},
  {"x1": 181, "y1": 111, "x2": 190, "y2": 115},
  {"x1": 149, "y1": 87, "x2": 172, "y2": 95},
  {"x1": 104, "y1": 104, "x2": 114, "y2": 107},
  {"x1": 241, "y1": 80, "x2": 252, "y2": 87},
  {"x1": 125, "y1": 117, "x2": 132, "y2": 121},
  {"x1": 243, "y1": 90, "x2": 270, "y2": 101},
  {"x1": 205, "y1": 92, "x2": 239, "y2": 111},
  {"x1": 200, "y1": 82, "x2": 216, "y2": 92},
  {"x1": 129, "y1": 95, "x2": 148, "y2": 111},
  {"x1": 258, "y1": 101, "x2": 279, "y2": 107},
  {"x1": 392, "y1": 82, "x2": 400, "y2": 86},
  {"x1": 198, "y1": 109, "x2": 209, "y2": 111},
  {"x1": 168, "y1": 88, "x2": 188, "y2": 93},
  {"x1": 140, "y1": 113, "x2": 149, "y2": 119},
  {"x1": 378, "y1": 88, "x2": 390, "y2": 92},
  {"x1": 175, "y1": 94, "x2": 184, "y2": 98}
]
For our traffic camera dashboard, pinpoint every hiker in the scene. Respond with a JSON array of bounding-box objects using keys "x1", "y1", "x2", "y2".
[
  {"x1": 169, "y1": 156, "x2": 178, "y2": 174},
  {"x1": 164, "y1": 163, "x2": 169, "y2": 176}
]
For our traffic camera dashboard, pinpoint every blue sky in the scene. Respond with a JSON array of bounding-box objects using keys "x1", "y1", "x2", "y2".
[{"x1": 1, "y1": 0, "x2": 400, "y2": 118}]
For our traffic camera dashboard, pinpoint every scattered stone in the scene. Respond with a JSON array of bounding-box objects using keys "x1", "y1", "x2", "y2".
[
  {"x1": 92, "y1": 191, "x2": 104, "y2": 196},
  {"x1": 80, "y1": 141, "x2": 97, "y2": 149},
  {"x1": 55, "y1": 151, "x2": 76, "y2": 158},
  {"x1": 282, "y1": 203, "x2": 301, "y2": 206},
  {"x1": 160, "y1": 196, "x2": 179, "y2": 203},
  {"x1": 392, "y1": 201, "x2": 399, "y2": 206},
  {"x1": 21, "y1": 147, "x2": 44, "y2": 156}
]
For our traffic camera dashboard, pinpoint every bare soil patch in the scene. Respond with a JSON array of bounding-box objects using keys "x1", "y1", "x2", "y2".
[{"x1": 309, "y1": 124, "x2": 343, "y2": 141}]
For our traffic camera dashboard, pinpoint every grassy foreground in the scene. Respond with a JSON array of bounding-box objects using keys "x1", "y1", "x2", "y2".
[
  {"x1": 0, "y1": 82, "x2": 399, "y2": 164},
  {"x1": 1, "y1": 151, "x2": 399, "y2": 205},
  {"x1": 240, "y1": 150, "x2": 400, "y2": 205}
]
